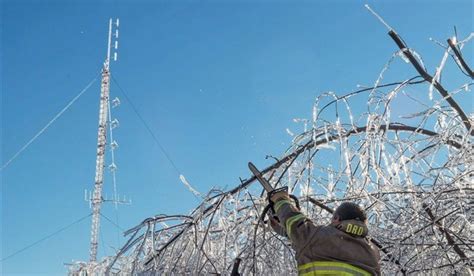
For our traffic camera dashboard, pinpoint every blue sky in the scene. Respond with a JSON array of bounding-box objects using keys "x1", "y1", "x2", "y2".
[{"x1": 1, "y1": 0, "x2": 472, "y2": 274}]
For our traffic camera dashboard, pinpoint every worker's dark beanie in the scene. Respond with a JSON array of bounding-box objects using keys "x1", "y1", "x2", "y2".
[{"x1": 334, "y1": 202, "x2": 367, "y2": 222}]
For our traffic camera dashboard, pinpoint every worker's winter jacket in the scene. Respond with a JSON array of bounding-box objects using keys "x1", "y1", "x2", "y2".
[{"x1": 271, "y1": 199, "x2": 381, "y2": 275}]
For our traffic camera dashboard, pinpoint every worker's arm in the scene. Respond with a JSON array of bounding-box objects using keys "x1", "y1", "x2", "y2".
[
  {"x1": 268, "y1": 216, "x2": 287, "y2": 237},
  {"x1": 271, "y1": 191, "x2": 318, "y2": 249}
]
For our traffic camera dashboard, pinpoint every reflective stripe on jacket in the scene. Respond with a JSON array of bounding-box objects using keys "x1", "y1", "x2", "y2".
[
  {"x1": 271, "y1": 199, "x2": 381, "y2": 275},
  {"x1": 298, "y1": 261, "x2": 371, "y2": 275}
]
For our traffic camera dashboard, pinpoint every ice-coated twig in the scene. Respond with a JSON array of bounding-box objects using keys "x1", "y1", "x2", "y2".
[
  {"x1": 364, "y1": 4, "x2": 393, "y2": 31},
  {"x1": 447, "y1": 38, "x2": 474, "y2": 78}
]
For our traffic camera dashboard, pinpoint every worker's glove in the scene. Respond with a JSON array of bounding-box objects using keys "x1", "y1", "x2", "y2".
[
  {"x1": 265, "y1": 186, "x2": 289, "y2": 223},
  {"x1": 263, "y1": 186, "x2": 300, "y2": 224},
  {"x1": 268, "y1": 186, "x2": 300, "y2": 211},
  {"x1": 268, "y1": 187, "x2": 290, "y2": 203}
]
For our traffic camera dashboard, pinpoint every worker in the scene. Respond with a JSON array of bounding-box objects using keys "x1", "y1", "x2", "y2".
[{"x1": 268, "y1": 190, "x2": 381, "y2": 275}]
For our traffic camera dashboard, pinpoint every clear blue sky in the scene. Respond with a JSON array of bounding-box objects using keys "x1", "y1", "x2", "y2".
[{"x1": 1, "y1": 0, "x2": 472, "y2": 274}]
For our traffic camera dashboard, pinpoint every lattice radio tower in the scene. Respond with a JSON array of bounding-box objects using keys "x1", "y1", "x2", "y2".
[{"x1": 88, "y1": 18, "x2": 127, "y2": 263}]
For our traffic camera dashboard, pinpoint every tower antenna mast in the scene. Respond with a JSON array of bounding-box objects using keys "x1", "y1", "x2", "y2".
[{"x1": 89, "y1": 18, "x2": 120, "y2": 263}]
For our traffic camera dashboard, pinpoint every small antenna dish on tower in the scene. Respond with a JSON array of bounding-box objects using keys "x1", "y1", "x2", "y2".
[
  {"x1": 111, "y1": 140, "x2": 119, "y2": 149},
  {"x1": 111, "y1": 118, "x2": 120, "y2": 129},
  {"x1": 112, "y1": 97, "x2": 121, "y2": 107}
]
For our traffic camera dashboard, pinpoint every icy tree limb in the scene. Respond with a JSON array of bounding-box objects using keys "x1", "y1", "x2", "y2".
[
  {"x1": 447, "y1": 38, "x2": 474, "y2": 78},
  {"x1": 388, "y1": 30, "x2": 473, "y2": 135},
  {"x1": 422, "y1": 204, "x2": 471, "y2": 268}
]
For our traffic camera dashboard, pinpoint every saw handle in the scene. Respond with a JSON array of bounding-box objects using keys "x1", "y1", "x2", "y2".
[
  {"x1": 261, "y1": 190, "x2": 301, "y2": 223},
  {"x1": 267, "y1": 187, "x2": 300, "y2": 210},
  {"x1": 289, "y1": 194, "x2": 301, "y2": 210},
  {"x1": 267, "y1": 186, "x2": 289, "y2": 201}
]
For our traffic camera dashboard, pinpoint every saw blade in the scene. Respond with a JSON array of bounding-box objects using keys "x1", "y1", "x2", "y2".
[{"x1": 248, "y1": 162, "x2": 274, "y2": 192}]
